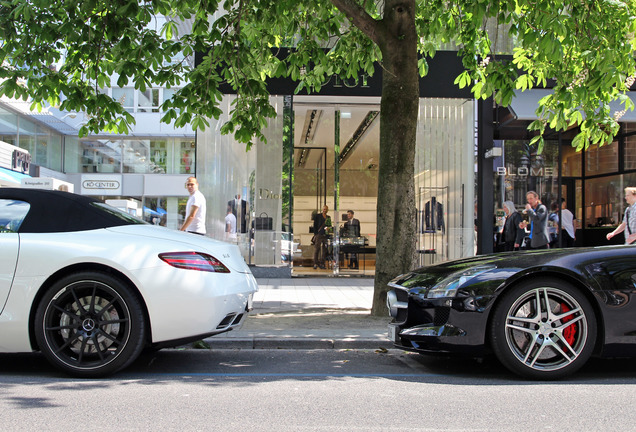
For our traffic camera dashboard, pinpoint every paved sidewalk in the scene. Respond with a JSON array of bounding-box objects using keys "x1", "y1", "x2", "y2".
[{"x1": 201, "y1": 278, "x2": 393, "y2": 350}]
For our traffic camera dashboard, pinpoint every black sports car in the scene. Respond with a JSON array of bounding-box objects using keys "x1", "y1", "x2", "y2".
[{"x1": 387, "y1": 246, "x2": 636, "y2": 380}]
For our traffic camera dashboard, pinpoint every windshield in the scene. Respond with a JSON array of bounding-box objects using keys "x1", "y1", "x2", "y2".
[{"x1": 91, "y1": 202, "x2": 148, "y2": 225}]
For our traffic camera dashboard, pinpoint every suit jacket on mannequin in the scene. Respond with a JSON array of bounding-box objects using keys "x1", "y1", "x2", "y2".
[{"x1": 423, "y1": 197, "x2": 445, "y2": 233}]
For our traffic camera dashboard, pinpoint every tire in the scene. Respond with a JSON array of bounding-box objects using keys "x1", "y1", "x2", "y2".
[
  {"x1": 489, "y1": 278, "x2": 597, "y2": 380},
  {"x1": 34, "y1": 271, "x2": 146, "y2": 378}
]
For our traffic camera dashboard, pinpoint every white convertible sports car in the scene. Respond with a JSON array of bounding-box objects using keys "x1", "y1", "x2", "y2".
[{"x1": 0, "y1": 188, "x2": 258, "y2": 377}]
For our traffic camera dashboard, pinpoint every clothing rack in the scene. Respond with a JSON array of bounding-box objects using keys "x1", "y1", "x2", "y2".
[{"x1": 417, "y1": 186, "x2": 448, "y2": 267}]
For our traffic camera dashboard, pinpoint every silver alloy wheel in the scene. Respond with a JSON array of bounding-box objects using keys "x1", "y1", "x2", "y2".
[{"x1": 504, "y1": 287, "x2": 588, "y2": 373}]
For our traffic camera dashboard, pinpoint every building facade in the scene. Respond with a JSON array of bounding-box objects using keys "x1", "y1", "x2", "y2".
[{"x1": 3, "y1": 54, "x2": 636, "y2": 277}]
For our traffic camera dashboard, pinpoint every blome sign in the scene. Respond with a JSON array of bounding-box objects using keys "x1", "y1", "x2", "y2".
[{"x1": 496, "y1": 166, "x2": 556, "y2": 178}]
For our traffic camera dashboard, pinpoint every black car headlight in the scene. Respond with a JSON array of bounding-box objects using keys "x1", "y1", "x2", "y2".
[{"x1": 425, "y1": 265, "x2": 495, "y2": 299}]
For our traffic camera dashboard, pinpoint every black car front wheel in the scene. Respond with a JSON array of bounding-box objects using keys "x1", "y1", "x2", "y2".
[
  {"x1": 34, "y1": 271, "x2": 146, "y2": 378},
  {"x1": 490, "y1": 278, "x2": 597, "y2": 380}
]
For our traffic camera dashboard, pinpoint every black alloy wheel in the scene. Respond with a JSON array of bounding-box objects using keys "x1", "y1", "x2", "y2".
[
  {"x1": 490, "y1": 278, "x2": 597, "y2": 380},
  {"x1": 34, "y1": 271, "x2": 146, "y2": 378}
]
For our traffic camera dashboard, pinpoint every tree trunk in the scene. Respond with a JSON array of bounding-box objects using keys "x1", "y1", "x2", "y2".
[{"x1": 371, "y1": 0, "x2": 419, "y2": 316}]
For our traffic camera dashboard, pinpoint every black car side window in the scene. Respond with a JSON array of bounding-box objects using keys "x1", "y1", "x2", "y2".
[{"x1": 0, "y1": 199, "x2": 30, "y2": 233}]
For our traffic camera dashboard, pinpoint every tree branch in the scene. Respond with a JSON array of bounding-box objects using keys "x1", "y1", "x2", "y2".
[{"x1": 329, "y1": 0, "x2": 382, "y2": 45}]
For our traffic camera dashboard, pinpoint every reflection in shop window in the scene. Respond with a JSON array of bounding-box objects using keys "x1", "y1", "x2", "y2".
[
  {"x1": 625, "y1": 135, "x2": 636, "y2": 171},
  {"x1": 80, "y1": 139, "x2": 122, "y2": 173},
  {"x1": 0, "y1": 106, "x2": 18, "y2": 145},
  {"x1": 122, "y1": 140, "x2": 150, "y2": 173},
  {"x1": 561, "y1": 144, "x2": 582, "y2": 177},
  {"x1": 584, "y1": 175, "x2": 622, "y2": 228},
  {"x1": 150, "y1": 140, "x2": 167, "y2": 173},
  {"x1": 138, "y1": 89, "x2": 160, "y2": 113},
  {"x1": 585, "y1": 141, "x2": 618, "y2": 176},
  {"x1": 112, "y1": 88, "x2": 135, "y2": 113},
  {"x1": 180, "y1": 140, "x2": 195, "y2": 174}
]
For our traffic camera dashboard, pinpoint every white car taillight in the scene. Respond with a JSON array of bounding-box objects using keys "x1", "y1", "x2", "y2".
[{"x1": 159, "y1": 252, "x2": 230, "y2": 273}]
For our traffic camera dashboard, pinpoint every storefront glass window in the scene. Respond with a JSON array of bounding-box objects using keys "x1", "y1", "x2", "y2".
[
  {"x1": 79, "y1": 139, "x2": 122, "y2": 173},
  {"x1": 64, "y1": 137, "x2": 195, "y2": 175},
  {"x1": 585, "y1": 141, "x2": 618, "y2": 176},
  {"x1": 178, "y1": 140, "x2": 196, "y2": 174},
  {"x1": 0, "y1": 106, "x2": 18, "y2": 145},
  {"x1": 415, "y1": 98, "x2": 476, "y2": 262},
  {"x1": 625, "y1": 134, "x2": 636, "y2": 171},
  {"x1": 493, "y1": 139, "x2": 561, "y2": 249},
  {"x1": 18, "y1": 118, "x2": 35, "y2": 156},
  {"x1": 64, "y1": 136, "x2": 81, "y2": 172},
  {"x1": 584, "y1": 175, "x2": 621, "y2": 226},
  {"x1": 149, "y1": 139, "x2": 167, "y2": 173},
  {"x1": 495, "y1": 140, "x2": 559, "y2": 205},
  {"x1": 562, "y1": 144, "x2": 582, "y2": 177},
  {"x1": 581, "y1": 173, "x2": 636, "y2": 245},
  {"x1": 39, "y1": 129, "x2": 62, "y2": 172},
  {"x1": 197, "y1": 96, "x2": 259, "y2": 263},
  {"x1": 122, "y1": 139, "x2": 150, "y2": 173},
  {"x1": 624, "y1": 124, "x2": 636, "y2": 135}
]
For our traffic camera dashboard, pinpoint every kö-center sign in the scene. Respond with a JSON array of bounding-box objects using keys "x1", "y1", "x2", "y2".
[{"x1": 80, "y1": 174, "x2": 123, "y2": 195}]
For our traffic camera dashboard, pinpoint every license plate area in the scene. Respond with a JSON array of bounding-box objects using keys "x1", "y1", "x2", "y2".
[{"x1": 388, "y1": 324, "x2": 400, "y2": 343}]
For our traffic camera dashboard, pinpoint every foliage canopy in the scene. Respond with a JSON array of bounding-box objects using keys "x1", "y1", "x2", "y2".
[{"x1": 1, "y1": 0, "x2": 635, "y2": 151}]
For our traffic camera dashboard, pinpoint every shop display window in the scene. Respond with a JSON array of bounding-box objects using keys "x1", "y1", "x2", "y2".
[
  {"x1": 585, "y1": 141, "x2": 618, "y2": 176},
  {"x1": 625, "y1": 134, "x2": 636, "y2": 171}
]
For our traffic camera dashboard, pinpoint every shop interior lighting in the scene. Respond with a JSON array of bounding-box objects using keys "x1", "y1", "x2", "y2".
[{"x1": 338, "y1": 111, "x2": 379, "y2": 166}]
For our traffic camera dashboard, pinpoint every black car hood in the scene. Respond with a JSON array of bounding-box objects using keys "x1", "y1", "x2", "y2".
[{"x1": 391, "y1": 246, "x2": 634, "y2": 291}]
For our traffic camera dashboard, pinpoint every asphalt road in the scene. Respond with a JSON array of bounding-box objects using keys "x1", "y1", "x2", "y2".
[{"x1": 3, "y1": 349, "x2": 636, "y2": 431}]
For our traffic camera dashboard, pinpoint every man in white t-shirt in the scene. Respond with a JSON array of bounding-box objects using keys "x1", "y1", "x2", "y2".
[
  {"x1": 180, "y1": 176, "x2": 206, "y2": 235},
  {"x1": 225, "y1": 204, "x2": 237, "y2": 239},
  {"x1": 560, "y1": 199, "x2": 576, "y2": 247},
  {"x1": 607, "y1": 186, "x2": 636, "y2": 245}
]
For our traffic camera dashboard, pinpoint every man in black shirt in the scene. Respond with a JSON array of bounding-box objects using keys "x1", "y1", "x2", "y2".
[{"x1": 313, "y1": 205, "x2": 330, "y2": 269}]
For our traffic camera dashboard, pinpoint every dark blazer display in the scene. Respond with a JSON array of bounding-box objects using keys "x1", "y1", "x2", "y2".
[{"x1": 423, "y1": 197, "x2": 445, "y2": 233}]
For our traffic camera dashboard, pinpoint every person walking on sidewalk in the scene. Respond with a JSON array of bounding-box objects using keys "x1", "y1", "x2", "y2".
[
  {"x1": 607, "y1": 187, "x2": 636, "y2": 245},
  {"x1": 519, "y1": 191, "x2": 549, "y2": 249},
  {"x1": 180, "y1": 176, "x2": 207, "y2": 235}
]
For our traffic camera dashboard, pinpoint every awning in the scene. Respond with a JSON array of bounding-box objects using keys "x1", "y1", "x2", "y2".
[
  {"x1": 0, "y1": 167, "x2": 31, "y2": 185},
  {"x1": 507, "y1": 89, "x2": 636, "y2": 122}
]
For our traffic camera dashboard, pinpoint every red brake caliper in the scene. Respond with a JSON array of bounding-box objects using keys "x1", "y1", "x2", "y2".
[{"x1": 560, "y1": 303, "x2": 577, "y2": 345}]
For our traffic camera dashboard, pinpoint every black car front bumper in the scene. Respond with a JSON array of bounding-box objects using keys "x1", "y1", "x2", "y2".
[{"x1": 387, "y1": 288, "x2": 496, "y2": 356}]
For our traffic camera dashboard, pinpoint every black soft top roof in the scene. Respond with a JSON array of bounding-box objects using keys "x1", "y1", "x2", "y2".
[{"x1": 0, "y1": 188, "x2": 144, "y2": 233}]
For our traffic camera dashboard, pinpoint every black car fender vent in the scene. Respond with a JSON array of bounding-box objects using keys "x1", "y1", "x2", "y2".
[
  {"x1": 216, "y1": 313, "x2": 237, "y2": 329},
  {"x1": 231, "y1": 313, "x2": 244, "y2": 326}
]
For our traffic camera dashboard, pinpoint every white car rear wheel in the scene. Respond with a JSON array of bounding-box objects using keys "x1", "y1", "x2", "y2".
[{"x1": 34, "y1": 271, "x2": 146, "y2": 377}]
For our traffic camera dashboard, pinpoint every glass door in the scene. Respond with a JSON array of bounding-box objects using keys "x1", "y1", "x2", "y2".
[{"x1": 291, "y1": 98, "x2": 380, "y2": 276}]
